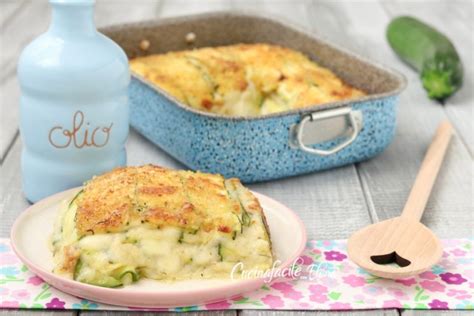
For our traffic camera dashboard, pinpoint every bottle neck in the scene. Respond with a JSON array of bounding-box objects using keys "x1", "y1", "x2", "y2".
[{"x1": 49, "y1": 1, "x2": 96, "y2": 36}]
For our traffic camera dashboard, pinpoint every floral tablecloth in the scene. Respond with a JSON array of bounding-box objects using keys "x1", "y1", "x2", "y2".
[{"x1": 0, "y1": 238, "x2": 472, "y2": 311}]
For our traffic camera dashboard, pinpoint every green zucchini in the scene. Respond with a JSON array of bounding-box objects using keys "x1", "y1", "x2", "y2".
[
  {"x1": 217, "y1": 243, "x2": 234, "y2": 261},
  {"x1": 73, "y1": 258, "x2": 83, "y2": 280},
  {"x1": 85, "y1": 275, "x2": 123, "y2": 288},
  {"x1": 241, "y1": 209, "x2": 251, "y2": 227},
  {"x1": 218, "y1": 243, "x2": 223, "y2": 261},
  {"x1": 387, "y1": 16, "x2": 463, "y2": 101},
  {"x1": 178, "y1": 230, "x2": 184, "y2": 244},
  {"x1": 112, "y1": 266, "x2": 140, "y2": 284},
  {"x1": 68, "y1": 189, "x2": 83, "y2": 208},
  {"x1": 74, "y1": 259, "x2": 139, "y2": 288}
]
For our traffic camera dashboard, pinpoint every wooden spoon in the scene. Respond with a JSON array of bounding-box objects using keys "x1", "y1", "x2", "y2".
[{"x1": 347, "y1": 121, "x2": 453, "y2": 279}]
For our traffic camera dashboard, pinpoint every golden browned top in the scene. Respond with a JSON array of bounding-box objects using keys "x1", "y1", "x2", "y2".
[
  {"x1": 74, "y1": 165, "x2": 263, "y2": 237},
  {"x1": 130, "y1": 43, "x2": 365, "y2": 116}
]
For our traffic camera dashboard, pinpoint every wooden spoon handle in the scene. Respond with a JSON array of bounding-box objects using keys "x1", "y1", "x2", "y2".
[{"x1": 401, "y1": 121, "x2": 453, "y2": 221}]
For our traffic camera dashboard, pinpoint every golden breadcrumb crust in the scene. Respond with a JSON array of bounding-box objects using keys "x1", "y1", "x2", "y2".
[
  {"x1": 130, "y1": 43, "x2": 365, "y2": 116},
  {"x1": 74, "y1": 165, "x2": 264, "y2": 237}
]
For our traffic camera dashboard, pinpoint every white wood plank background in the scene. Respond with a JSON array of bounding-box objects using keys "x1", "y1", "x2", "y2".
[{"x1": 0, "y1": 1, "x2": 472, "y2": 316}]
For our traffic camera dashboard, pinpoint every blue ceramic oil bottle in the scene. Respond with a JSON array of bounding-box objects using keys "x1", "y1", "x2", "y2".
[{"x1": 18, "y1": 0, "x2": 130, "y2": 202}]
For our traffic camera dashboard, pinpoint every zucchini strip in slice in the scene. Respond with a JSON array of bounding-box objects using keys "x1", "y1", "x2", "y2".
[
  {"x1": 226, "y1": 179, "x2": 273, "y2": 254},
  {"x1": 224, "y1": 179, "x2": 247, "y2": 234},
  {"x1": 224, "y1": 179, "x2": 252, "y2": 229},
  {"x1": 74, "y1": 259, "x2": 139, "y2": 288},
  {"x1": 68, "y1": 189, "x2": 83, "y2": 209}
]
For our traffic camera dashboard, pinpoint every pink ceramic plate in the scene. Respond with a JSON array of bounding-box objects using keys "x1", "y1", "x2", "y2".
[{"x1": 11, "y1": 188, "x2": 307, "y2": 308}]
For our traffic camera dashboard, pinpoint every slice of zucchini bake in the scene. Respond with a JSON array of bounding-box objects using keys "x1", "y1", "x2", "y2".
[{"x1": 51, "y1": 165, "x2": 273, "y2": 287}]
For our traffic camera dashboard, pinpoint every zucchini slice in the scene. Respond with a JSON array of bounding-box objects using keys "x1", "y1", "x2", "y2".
[{"x1": 74, "y1": 259, "x2": 139, "y2": 288}]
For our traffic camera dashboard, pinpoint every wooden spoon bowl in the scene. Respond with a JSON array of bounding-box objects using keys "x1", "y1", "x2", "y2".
[
  {"x1": 348, "y1": 121, "x2": 452, "y2": 279},
  {"x1": 347, "y1": 216, "x2": 442, "y2": 279}
]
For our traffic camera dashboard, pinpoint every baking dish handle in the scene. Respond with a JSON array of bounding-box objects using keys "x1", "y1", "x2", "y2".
[{"x1": 294, "y1": 107, "x2": 361, "y2": 156}]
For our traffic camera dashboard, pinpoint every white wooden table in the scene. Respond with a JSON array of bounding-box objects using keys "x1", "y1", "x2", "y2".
[{"x1": 0, "y1": 0, "x2": 472, "y2": 315}]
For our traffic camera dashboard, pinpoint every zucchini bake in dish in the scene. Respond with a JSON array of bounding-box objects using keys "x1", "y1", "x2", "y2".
[
  {"x1": 51, "y1": 165, "x2": 273, "y2": 287},
  {"x1": 130, "y1": 43, "x2": 366, "y2": 116}
]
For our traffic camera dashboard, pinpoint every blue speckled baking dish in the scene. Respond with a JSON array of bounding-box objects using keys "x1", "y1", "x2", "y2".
[{"x1": 102, "y1": 12, "x2": 406, "y2": 183}]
